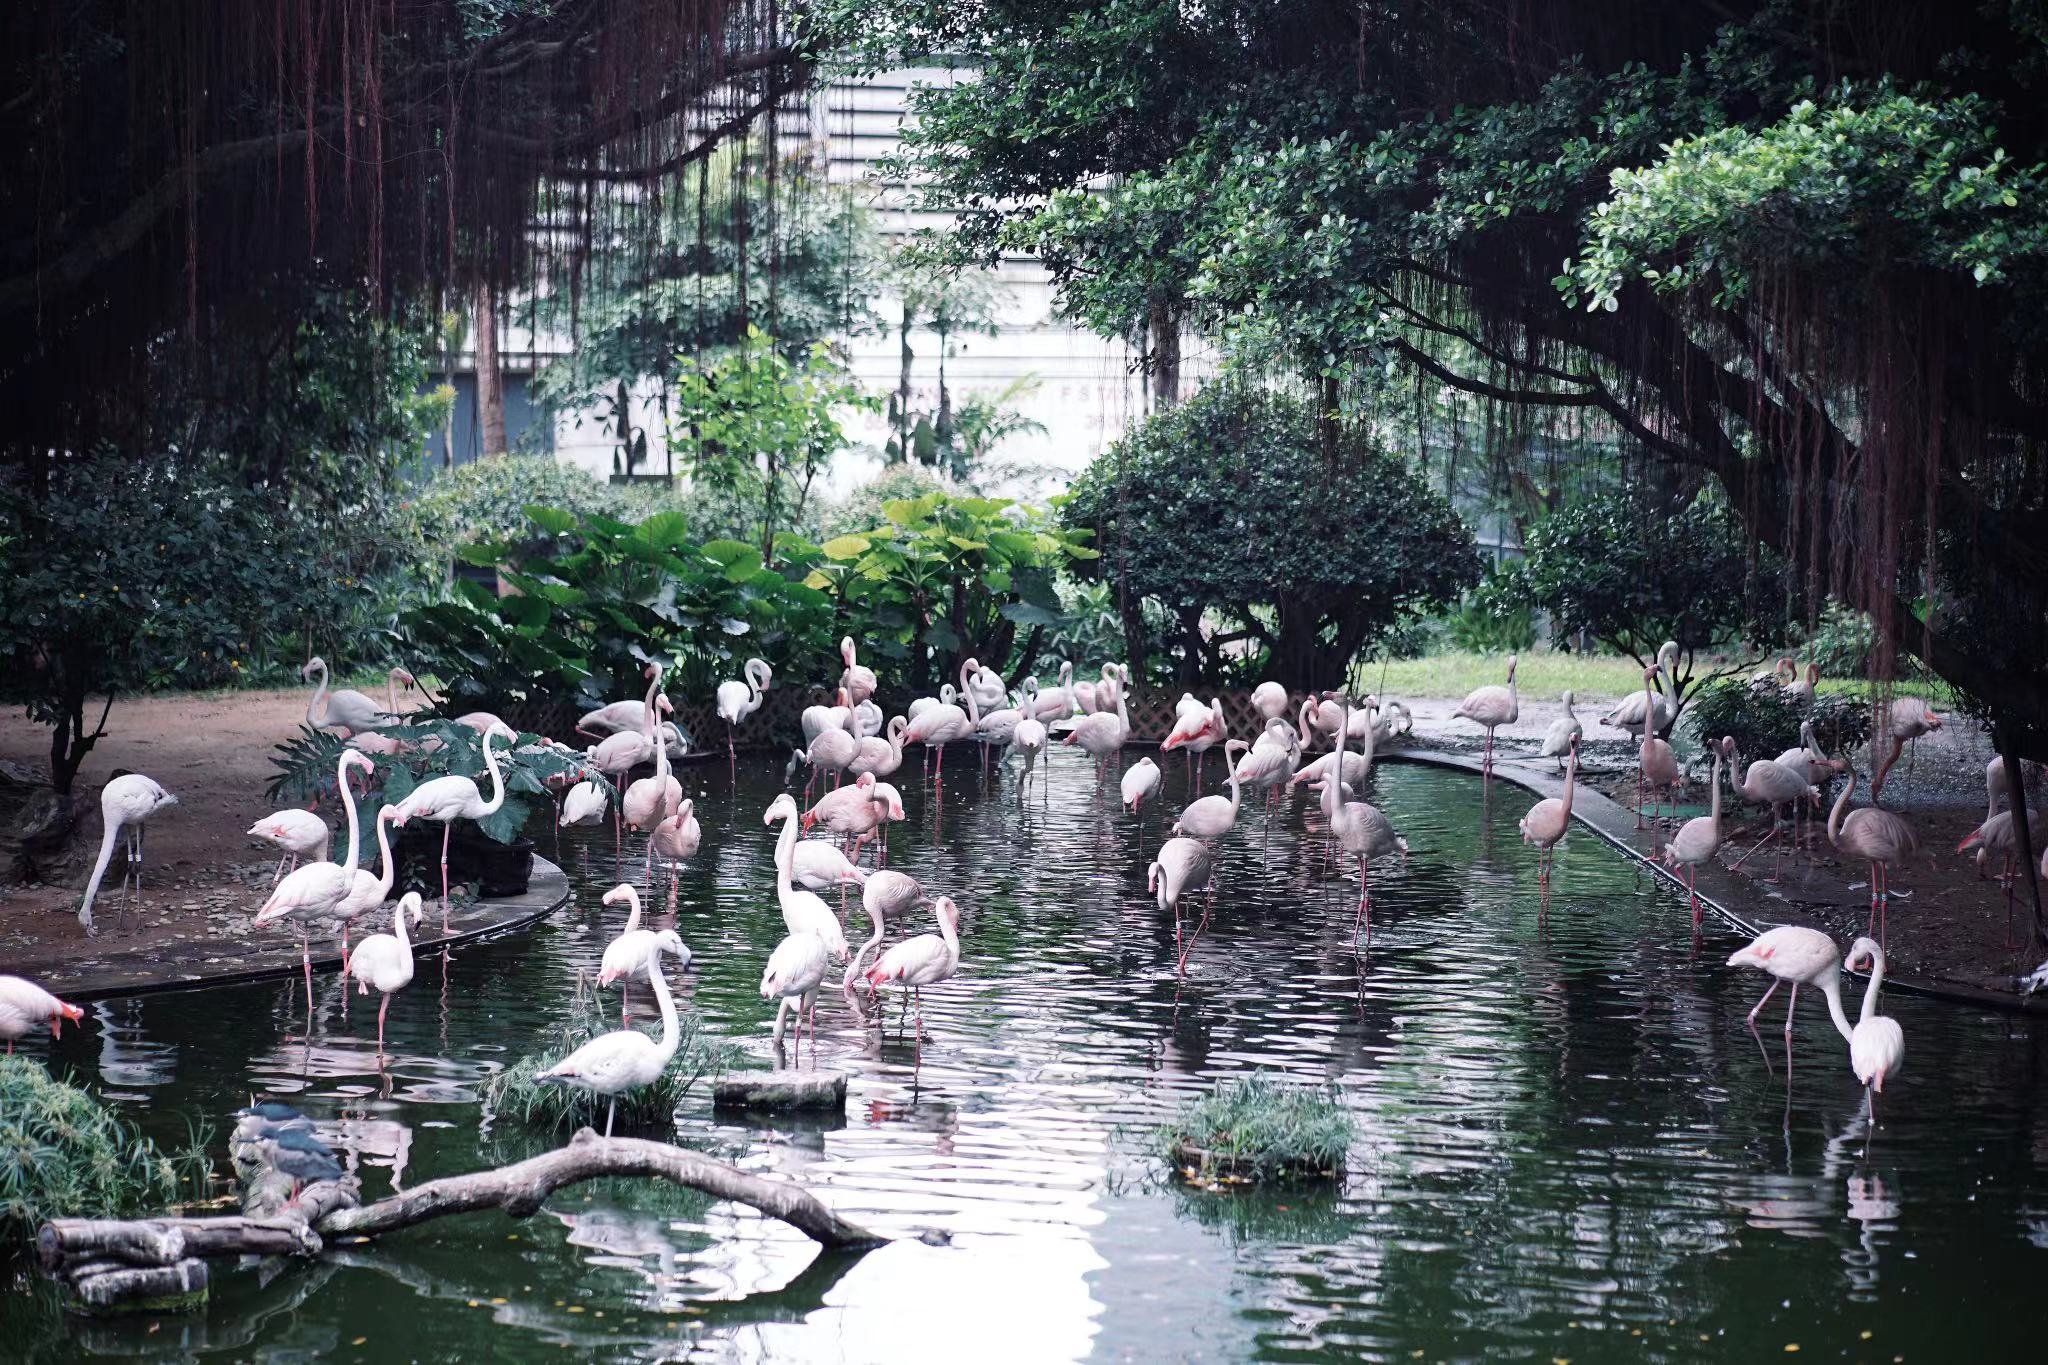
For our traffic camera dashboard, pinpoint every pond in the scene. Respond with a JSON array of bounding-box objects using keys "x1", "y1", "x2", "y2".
[{"x1": 8, "y1": 748, "x2": 2048, "y2": 1362}]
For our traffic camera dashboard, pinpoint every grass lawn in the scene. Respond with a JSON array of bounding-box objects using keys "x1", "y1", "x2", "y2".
[{"x1": 1364, "y1": 650, "x2": 1959, "y2": 705}]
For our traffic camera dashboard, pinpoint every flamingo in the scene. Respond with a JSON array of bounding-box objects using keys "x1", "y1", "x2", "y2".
[
  {"x1": 1871, "y1": 696, "x2": 1945, "y2": 802},
  {"x1": 577, "y1": 688, "x2": 672, "y2": 739},
  {"x1": 794, "y1": 689, "x2": 860, "y2": 795},
  {"x1": 1958, "y1": 807, "x2": 2037, "y2": 949},
  {"x1": 1634, "y1": 667, "x2": 1683, "y2": 828},
  {"x1": 1727, "y1": 743, "x2": 1816, "y2": 882},
  {"x1": 839, "y1": 637, "x2": 878, "y2": 707},
  {"x1": 714, "y1": 658, "x2": 772, "y2": 760},
  {"x1": 907, "y1": 683, "x2": 959, "y2": 723},
  {"x1": 560, "y1": 771, "x2": 609, "y2": 828},
  {"x1": 1074, "y1": 663, "x2": 1128, "y2": 716},
  {"x1": 254, "y1": 752, "x2": 374, "y2": 996},
  {"x1": 1011, "y1": 686, "x2": 1050, "y2": 802},
  {"x1": 1251, "y1": 680, "x2": 1289, "y2": 721},
  {"x1": 623, "y1": 711, "x2": 683, "y2": 872},
  {"x1": 1750, "y1": 655, "x2": 1795, "y2": 686},
  {"x1": 1988, "y1": 755, "x2": 2045, "y2": 817},
  {"x1": 798, "y1": 773, "x2": 884, "y2": 862},
  {"x1": 1150, "y1": 836, "x2": 1214, "y2": 972},
  {"x1": 1726, "y1": 925, "x2": 1854, "y2": 1075},
  {"x1": 971, "y1": 688, "x2": 1027, "y2": 779},
  {"x1": 650, "y1": 795, "x2": 702, "y2": 879},
  {"x1": 0, "y1": 975, "x2": 84, "y2": 1053},
  {"x1": 1773, "y1": 720, "x2": 1833, "y2": 851},
  {"x1": 964, "y1": 659, "x2": 1010, "y2": 715},
  {"x1": 904, "y1": 663, "x2": 976, "y2": 795},
  {"x1": 860, "y1": 869, "x2": 928, "y2": 994},
  {"x1": 1658, "y1": 736, "x2": 1729, "y2": 920},
  {"x1": 333, "y1": 805, "x2": 401, "y2": 972},
  {"x1": 1844, "y1": 937, "x2": 1905, "y2": 1122},
  {"x1": 1061, "y1": 676, "x2": 1131, "y2": 783},
  {"x1": 77, "y1": 771, "x2": 179, "y2": 933},
  {"x1": 843, "y1": 879, "x2": 890, "y2": 1002},
  {"x1": 1599, "y1": 641, "x2": 1681, "y2": 738},
  {"x1": 865, "y1": 896, "x2": 962, "y2": 1051},
  {"x1": 788, "y1": 830, "x2": 870, "y2": 896},
  {"x1": 1539, "y1": 691, "x2": 1582, "y2": 772},
  {"x1": 1827, "y1": 769, "x2": 1919, "y2": 948},
  {"x1": 1233, "y1": 727, "x2": 1299, "y2": 812},
  {"x1": 538, "y1": 932, "x2": 689, "y2": 1135},
  {"x1": 1174, "y1": 742, "x2": 1246, "y2": 841},
  {"x1": 596, "y1": 884, "x2": 687, "y2": 1025},
  {"x1": 800, "y1": 689, "x2": 854, "y2": 747},
  {"x1": 852, "y1": 699, "x2": 886, "y2": 738},
  {"x1": 1783, "y1": 661, "x2": 1821, "y2": 704},
  {"x1": 1519, "y1": 734, "x2": 1579, "y2": 884},
  {"x1": 347, "y1": 891, "x2": 425, "y2": 1058},
  {"x1": 591, "y1": 667, "x2": 667, "y2": 779},
  {"x1": 1023, "y1": 661, "x2": 1079, "y2": 721},
  {"x1": 302, "y1": 658, "x2": 410, "y2": 735},
  {"x1": 1452, "y1": 653, "x2": 1519, "y2": 774},
  {"x1": 388, "y1": 723, "x2": 514, "y2": 928},
  {"x1": 1289, "y1": 699, "x2": 1371, "y2": 794},
  {"x1": 1160, "y1": 698, "x2": 1228, "y2": 793},
  {"x1": 762, "y1": 930, "x2": 832, "y2": 1060},
  {"x1": 765, "y1": 796, "x2": 851, "y2": 959},
  {"x1": 454, "y1": 710, "x2": 511, "y2": 735},
  {"x1": 248, "y1": 808, "x2": 331, "y2": 885},
  {"x1": 1121, "y1": 756, "x2": 1162, "y2": 814},
  {"x1": 1320, "y1": 696, "x2": 1406, "y2": 940}
]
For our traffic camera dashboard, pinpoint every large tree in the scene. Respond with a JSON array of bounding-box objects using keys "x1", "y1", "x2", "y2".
[{"x1": 870, "y1": 1, "x2": 2048, "y2": 742}]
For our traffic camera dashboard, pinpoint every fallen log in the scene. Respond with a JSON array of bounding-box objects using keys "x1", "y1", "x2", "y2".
[{"x1": 39, "y1": 1125, "x2": 884, "y2": 1312}]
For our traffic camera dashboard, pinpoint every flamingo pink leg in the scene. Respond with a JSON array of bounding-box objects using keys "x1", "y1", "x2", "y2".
[
  {"x1": 376, "y1": 994, "x2": 390, "y2": 1058},
  {"x1": 440, "y1": 822, "x2": 453, "y2": 931}
]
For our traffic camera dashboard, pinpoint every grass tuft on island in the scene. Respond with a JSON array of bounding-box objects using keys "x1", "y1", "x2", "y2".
[
  {"x1": 0, "y1": 1056, "x2": 213, "y2": 1249},
  {"x1": 1159, "y1": 1074, "x2": 1354, "y2": 1186},
  {"x1": 482, "y1": 986, "x2": 736, "y2": 1136}
]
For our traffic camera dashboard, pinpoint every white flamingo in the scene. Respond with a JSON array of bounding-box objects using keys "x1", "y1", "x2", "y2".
[
  {"x1": 0, "y1": 975, "x2": 84, "y2": 1052},
  {"x1": 1150, "y1": 836, "x2": 1214, "y2": 972},
  {"x1": 1539, "y1": 691, "x2": 1583, "y2": 772},
  {"x1": 1320, "y1": 696, "x2": 1406, "y2": 940},
  {"x1": 537, "y1": 932, "x2": 689, "y2": 1136},
  {"x1": 904, "y1": 663, "x2": 977, "y2": 794},
  {"x1": 1726, "y1": 925, "x2": 1854, "y2": 1077},
  {"x1": 801, "y1": 688, "x2": 854, "y2": 747},
  {"x1": 1061, "y1": 677, "x2": 1132, "y2": 783},
  {"x1": 598, "y1": 884, "x2": 689, "y2": 1025},
  {"x1": 865, "y1": 896, "x2": 962, "y2": 1051},
  {"x1": 1452, "y1": 654, "x2": 1520, "y2": 774},
  {"x1": 78, "y1": 772, "x2": 179, "y2": 933},
  {"x1": 254, "y1": 751, "x2": 374, "y2": 995},
  {"x1": 839, "y1": 637, "x2": 879, "y2": 707},
  {"x1": 1844, "y1": 936, "x2": 1905, "y2": 1123},
  {"x1": 302, "y1": 658, "x2": 411, "y2": 735},
  {"x1": 1251, "y1": 680, "x2": 1289, "y2": 721},
  {"x1": 765, "y1": 796, "x2": 850, "y2": 959},
  {"x1": 762, "y1": 931, "x2": 832, "y2": 1060},
  {"x1": 715, "y1": 658, "x2": 772, "y2": 760},
  {"x1": 248, "y1": 808, "x2": 330, "y2": 885},
  {"x1": 388, "y1": 723, "x2": 514, "y2": 928},
  {"x1": 1599, "y1": 641, "x2": 1680, "y2": 738},
  {"x1": 347, "y1": 891, "x2": 425, "y2": 1058},
  {"x1": 591, "y1": 667, "x2": 667, "y2": 778},
  {"x1": 333, "y1": 805, "x2": 401, "y2": 972},
  {"x1": 650, "y1": 796, "x2": 701, "y2": 873},
  {"x1": 1174, "y1": 742, "x2": 1246, "y2": 841},
  {"x1": 1011, "y1": 684, "x2": 1050, "y2": 803},
  {"x1": 1121, "y1": 756, "x2": 1162, "y2": 814}
]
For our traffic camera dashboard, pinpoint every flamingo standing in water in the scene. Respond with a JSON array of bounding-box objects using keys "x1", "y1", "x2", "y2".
[
  {"x1": 0, "y1": 975, "x2": 84, "y2": 1053},
  {"x1": 1871, "y1": 696, "x2": 1944, "y2": 802},
  {"x1": 623, "y1": 710, "x2": 683, "y2": 874},
  {"x1": 1659, "y1": 736, "x2": 1729, "y2": 921},
  {"x1": 78, "y1": 772, "x2": 179, "y2": 933},
  {"x1": 904, "y1": 663, "x2": 975, "y2": 798},
  {"x1": 332, "y1": 805, "x2": 401, "y2": 972},
  {"x1": 347, "y1": 891, "x2": 424, "y2": 1058},
  {"x1": 1519, "y1": 734, "x2": 1579, "y2": 884},
  {"x1": 765, "y1": 797, "x2": 851, "y2": 960},
  {"x1": 762, "y1": 930, "x2": 832, "y2": 1061},
  {"x1": 254, "y1": 751, "x2": 375, "y2": 996},
  {"x1": 388, "y1": 723, "x2": 513, "y2": 929},
  {"x1": 1061, "y1": 675, "x2": 1131, "y2": 786},
  {"x1": 1844, "y1": 936, "x2": 1905, "y2": 1124},
  {"x1": 538, "y1": 933, "x2": 688, "y2": 1136},
  {"x1": 1726, "y1": 925, "x2": 1854, "y2": 1076},
  {"x1": 248, "y1": 808, "x2": 330, "y2": 885},
  {"x1": 650, "y1": 795, "x2": 702, "y2": 878},
  {"x1": 1011, "y1": 687, "x2": 1050, "y2": 803},
  {"x1": 1160, "y1": 698, "x2": 1228, "y2": 793},
  {"x1": 1826, "y1": 769, "x2": 1919, "y2": 949},
  {"x1": 1174, "y1": 742, "x2": 1246, "y2": 842},
  {"x1": 1121, "y1": 756, "x2": 1162, "y2": 814},
  {"x1": 1452, "y1": 653, "x2": 1519, "y2": 774},
  {"x1": 1633, "y1": 666, "x2": 1683, "y2": 827},
  {"x1": 1251, "y1": 680, "x2": 1289, "y2": 721},
  {"x1": 849, "y1": 716, "x2": 908, "y2": 780},
  {"x1": 1318, "y1": 695, "x2": 1405, "y2": 941},
  {"x1": 839, "y1": 636, "x2": 878, "y2": 707},
  {"x1": 1150, "y1": 836, "x2": 1214, "y2": 972},
  {"x1": 797, "y1": 775, "x2": 884, "y2": 863},
  {"x1": 865, "y1": 897, "x2": 963, "y2": 1053},
  {"x1": 713, "y1": 658, "x2": 772, "y2": 762}
]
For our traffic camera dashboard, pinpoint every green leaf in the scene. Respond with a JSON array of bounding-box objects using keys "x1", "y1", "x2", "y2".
[
  {"x1": 523, "y1": 505, "x2": 577, "y2": 536},
  {"x1": 821, "y1": 534, "x2": 871, "y2": 561}
]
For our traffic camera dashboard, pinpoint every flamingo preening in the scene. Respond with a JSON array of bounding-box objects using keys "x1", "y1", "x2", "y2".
[
  {"x1": 1121, "y1": 756, "x2": 1162, "y2": 815},
  {"x1": 1452, "y1": 654, "x2": 1519, "y2": 774},
  {"x1": 248, "y1": 808, "x2": 330, "y2": 885},
  {"x1": 839, "y1": 637, "x2": 878, "y2": 707}
]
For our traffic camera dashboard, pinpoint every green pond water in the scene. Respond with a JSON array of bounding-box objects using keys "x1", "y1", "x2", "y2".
[{"x1": 6, "y1": 749, "x2": 2045, "y2": 1362}]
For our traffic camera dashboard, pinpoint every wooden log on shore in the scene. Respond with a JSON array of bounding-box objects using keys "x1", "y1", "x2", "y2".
[{"x1": 39, "y1": 1126, "x2": 884, "y2": 1311}]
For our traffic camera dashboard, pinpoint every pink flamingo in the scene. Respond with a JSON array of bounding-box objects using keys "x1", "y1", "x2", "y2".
[
  {"x1": 1727, "y1": 744, "x2": 1815, "y2": 883},
  {"x1": 904, "y1": 663, "x2": 975, "y2": 798},
  {"x1": 1061, "y1": 676, "x2": 1131, "y2": 786},
  {"x1": 849, "y1": 715, "x2": 909, "y2": 780},
  {"x1": 1958, "y1": 807, "x2": 2035, "y2": 949},
  {"x1": 1726, "y1": 924, "x2": 1854, "y2": 1076},
  {"x1": 1320, "y1": 696, "x2": 1405, "y2": 941},
  {"x1": 1452, "y1": 653, "x2": 1519, "y2": 774},
  {"x1": 623, "y1": 709, "x2": 682, "y2": 874},
  {"x1": 388, "y1": 723, "x2": 513, "y2": 929},
  {"x1": 798, "y1": 774, "x2": 884, "y2": 862},
  {"x1": 839, "y1": 636, "x2": 878, "y2": 707},
  {"x1": 0, "y1": 975, "x2": 84, "y2": 1053},
  {"x1": 1871, "y1": 696, "x2": 1944, "y2": 802},
  {"x1": 1160, "y1": 697, "x2": 1227, "y2": 792},
  {"x1": 866, "y1": 897, "x2": 962, "y2": 1054},
  {"x1": 254, "y1": 752, "x2": 375, "y2": 997},
  {"x1": 1634, "y1": 666, "x2": 1682, "y2": 827},
  {"x1": 1150, "y1": 836, "x2": 1215, "y2": 972},
  {"x1": 650, "y1": 795, "x2": 701, "y2": 878},
  {"x1": 248, "y1": 808, "x2": 330, "y2": 885},
  {"x1": 1659, "y1": 736, "x2": 1729, "y2": 920},
  {"x1": 1174, "y1": 741, "x2": 1247, "y2": 841},
  {"x1": 1251, "y1": 680, "x2": 1289, "y2": 721},
  {"x1": 1827, "y1": 768, "x2": 1920, "y2": 949},
  {"x1": 1844, "y1": 937, "x2": 1905, "y2": 1123},
  {"x1": 1519, "y1": 734, "x2": 1579, "y2": 884}
]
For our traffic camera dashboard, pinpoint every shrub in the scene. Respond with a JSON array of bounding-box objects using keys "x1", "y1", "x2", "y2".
[
  {"x1": 1683, "y1": 676, "x2": 1873, "y2": 767},
  {"x1": 1792, "y1": 602, "x2": 1878, "y2": 679},
  {"x1": 1157, "y1": 1074, "x2": 1353, "y2": 1184},
  {"x1": 1444, "y1": 569, "x2": 1538, "y2": 654},
  {"x1": 482, "y1": 988, "x2": 733, "y2": 1135},
  {"x1": 0, "y1": 1057, "x2": 213, "y2": 1247}
]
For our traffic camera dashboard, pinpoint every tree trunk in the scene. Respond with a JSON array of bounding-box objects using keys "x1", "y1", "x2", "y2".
[
  {"x1": 1148, "y1": 297, "x2": 1180, "y2": 411},
  {"x1": 1998, "y1": 726, "x2": 2047, "y2": 950},
  {"x1": 474, "y1": 281, "x2": 507, "y2": 459}
]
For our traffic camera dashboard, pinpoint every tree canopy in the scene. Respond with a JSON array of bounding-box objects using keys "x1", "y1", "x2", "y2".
[
  {"x1": 867, "y1": 0, "x2": 2048, "y2": 748},
  {"x1": 1061, "y1": 387, "x2": 1480, "y2": 688}
]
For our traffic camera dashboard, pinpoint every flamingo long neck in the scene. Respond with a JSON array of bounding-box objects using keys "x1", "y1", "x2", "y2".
[
  {"x1": 844, "y1": 907, "x2": 885, "y2": 994},
  {"x1": 386, "y1": 667, "x2": 407, "y2": 715},
  {"x1": 338, "y1": 757, "x2": 363, "y2": 870},
  {"x1": 79, "y1": 816, "x2": 123, "y2": 922},
  {"x1": 305, "y1": 661, "x2": 330, "y2": 728},
  {"x1": 1323, "y1": 703, "x2": 1350, "y2": 832},
  {"x1": 1560, "y1": 743, "x2": 1578, "y2": 819},
  {"x1": 749, "y1": 659, "x2": 770, "y2": 702},
  {"x1": 1113, "y1": 679, "x2": 1130, "y2": 741},
  {"x1": 1705, "y1": 753, "x2": 1721, "y2": 831},
  {"x1": 472, "y1": 731, "x2": 508, "y2": 817},
  {"x1": 773, "y1": 807, "x2": 799, "y2": 888},
  {"x1": 1858, "y1": 948, "x2": 1888, "y2": 1024},
  {"x1": 961, "y1": 662, "x2": 983, "y2": 725},
  {"x1": 937, "y1": 905, "x2": 960, "y2": 958},
  {"x1": 1641, "y1": 673, "x2": 1656, "y2": 736},
  {"x1": 647, "y1": 954, "x2": 679, "y2": 1062},
  {"x1": 1828, "y1": 768, "x2": 1857, "y2": 844},
  {"x1": 1818, "y1": 972, "x2": 1855, "y2": 1043},
  {"x1": 371, "y1": 810, "x2": 396, "y2": 896},
  {"x1": 391, "y1": 898, "x2": 414, "y2": 970},
  {"x1": 640, "y1": 669, "x2": 662, "y2": 739},
  {"x1": 1357, "y1": 701, "x2": 1378, "y2": 778}
]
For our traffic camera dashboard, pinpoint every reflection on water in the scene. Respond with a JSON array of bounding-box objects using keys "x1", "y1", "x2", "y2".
[{"x1": 9, "y1": 749, "x2": 2048, "y2": 1362}]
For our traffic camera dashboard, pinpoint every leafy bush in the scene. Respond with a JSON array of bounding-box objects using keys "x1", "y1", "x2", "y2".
[
  {"x1": 1061, "y1": 386, "x2": 1480, "y2": 688},
  {"x1": 1049, "y1": 578, "x2": 1127, "y2": 673},
  {"x1": 482, "y1": 987, "x2": 733, "y2": 1135},
  {"x1": 1793, "y1": 602, "x2": 1878, "y2": 679},
  {"x1": 1513, "y1": 490, "x2": 1792, "y2": 722},
  {"x1": 1157, "y1": 1074, "x2": 1354, "y2": 1184},
  {"x1": 1683, "y1": 676, "x2": 1873, "y2": 768},
  {"x1": 823, "y1": 464, "x2": 948, "y2": 538},
  {"x1": 1444, "y1": 569, "x2": 1538, "y2": 654},
  {"x1": 0, "y1": 1057, "x2": 212, "y2": 1247}
]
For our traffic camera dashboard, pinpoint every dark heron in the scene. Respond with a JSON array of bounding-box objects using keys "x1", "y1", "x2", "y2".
[{"x1": 263, "y1": 1129, "x2": 343, "y2": 1201}]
